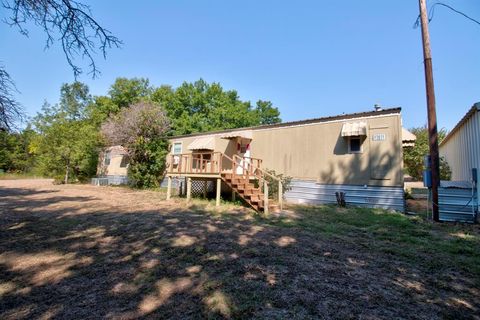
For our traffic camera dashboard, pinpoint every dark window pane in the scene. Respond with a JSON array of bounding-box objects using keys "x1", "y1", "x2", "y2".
[
  {"x1": 350, "y1": 138, "x2": 361, "y2": 152},
  {"x1": 104, "y1": 152, "x2": 111, "y2": 165},
  {"x1": 120, "y1": 156, "x2": 128, "y2": 168}
]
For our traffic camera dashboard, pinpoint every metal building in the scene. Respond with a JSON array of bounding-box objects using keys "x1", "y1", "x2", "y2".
[{"x1": 439, "y1": 102, "x2": 480, "y2": 214}]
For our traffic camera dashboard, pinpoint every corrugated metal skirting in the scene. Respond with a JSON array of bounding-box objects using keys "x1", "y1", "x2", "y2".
[
  {"x1": 438, "y1": 186, "x2": 478, "y2": 223},
  {"x1": 91, "y1": 175, "x2": 129, "y2": 186},
  {"x1": 285, "y1": 180, "x2": 405, "y2": 211}
]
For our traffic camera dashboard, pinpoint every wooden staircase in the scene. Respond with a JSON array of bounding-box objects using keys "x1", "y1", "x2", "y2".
[
  {"x1": 221, "y1": 173, "x2": 276, "y2": 212},
  {"x1": 166, "y1": 151, "x2": 283, "y2": 213}
]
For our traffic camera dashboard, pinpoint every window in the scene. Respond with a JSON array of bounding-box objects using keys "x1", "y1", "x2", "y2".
[
  {"x1": 104, "y1": 151, "x2": 111, "y2": 166},
  {"x1": 173, "y1": 142, "x2": 182, "y2": 155},
  {"x1": 349, "y1": 137, "x2": 362, "y2": 153},
  {"x1": 120, "y1": 155, "x2": 129, "y2": 168}
]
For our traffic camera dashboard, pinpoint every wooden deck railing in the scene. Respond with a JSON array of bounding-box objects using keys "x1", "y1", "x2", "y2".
[
  {"x1": 168, "y1": 152, "x2": 223, "y2": 174},
  {"x1": 167, "y1": 151, "x2": 283, "y2": 211}
]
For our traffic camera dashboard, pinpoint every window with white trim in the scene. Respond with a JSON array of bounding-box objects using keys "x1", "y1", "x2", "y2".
[{"x1": 173, "y1": 142, "x2": 182, "y2": 155}]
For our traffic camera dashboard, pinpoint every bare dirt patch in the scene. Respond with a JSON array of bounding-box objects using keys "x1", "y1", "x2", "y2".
[{"x1": 0, "y1": 179, "x2": 479, "y2": 319}]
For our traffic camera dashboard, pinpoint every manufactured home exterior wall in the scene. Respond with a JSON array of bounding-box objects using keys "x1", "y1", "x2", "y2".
[
  {"x1": 168, "y1": 112, "x2": 403, "y2": 187},
  {"x1": 251, "y1": 114, "x2": 403, "y2": 187},
  {"x1": 97, "y1": 148, "x2": 128, "y2": 177},
  {"x1": 439, "y1": 104, "x2": 480, "y2": 209}
]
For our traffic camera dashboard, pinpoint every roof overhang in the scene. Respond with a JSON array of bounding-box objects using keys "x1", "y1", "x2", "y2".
[
  {"x1": 105, "y1": 145, "x2": 128, "y2": 156},
  {"x1": 220, "y1": 130, "x2": 253, "y2": 140},
  {"x1": 402, "y1": 127, "x2": 417, "y2": 147},
  {"x1": 187, "y1": 137, "x2": 215, "y2": 151},
  {"x1": 341, "y1": 122, "x2": 367, "y2": 137}
]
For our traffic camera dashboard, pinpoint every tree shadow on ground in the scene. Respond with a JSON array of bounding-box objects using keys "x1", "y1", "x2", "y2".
[{"x1": 0, "y1": 184, "x2": 478, "y2": 319}]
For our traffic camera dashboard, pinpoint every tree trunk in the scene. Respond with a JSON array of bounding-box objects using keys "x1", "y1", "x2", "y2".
[{"x1": 65, "y1": 161, "x2": 69, "y2": 184}]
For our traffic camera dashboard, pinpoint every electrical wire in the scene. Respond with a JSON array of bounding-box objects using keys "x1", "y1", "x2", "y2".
[{"x1": 413, "y1": 1, "x2": 480, "y2": 29}]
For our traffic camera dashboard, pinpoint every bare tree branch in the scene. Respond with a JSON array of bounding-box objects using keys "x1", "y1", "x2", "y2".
[
  {"x1": 0, "y1": 65, "x2": 25, "y2": 130},
  {"x1": 2, "y1": 0, "x2": 122, "y2": 78}
]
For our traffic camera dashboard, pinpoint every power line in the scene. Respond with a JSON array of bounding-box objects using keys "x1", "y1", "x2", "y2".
[{"x1": 414, "y1": 2, "x2": 480, "y2": 28}]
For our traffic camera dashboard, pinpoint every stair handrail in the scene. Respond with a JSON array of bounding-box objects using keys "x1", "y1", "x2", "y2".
[{"x1": 231, "y1": 154, "x2": 284, "y2": 211}]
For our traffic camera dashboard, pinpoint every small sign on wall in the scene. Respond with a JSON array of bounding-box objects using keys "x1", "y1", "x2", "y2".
[{"x1": 372, "y1": 133, "x2": 386, "y2": 141}]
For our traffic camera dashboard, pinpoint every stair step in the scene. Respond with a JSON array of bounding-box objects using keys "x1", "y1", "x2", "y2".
[
  {"x1": 222, "y1": 174, "x2": 275, "y2": 213},
  {"x1": 244, "y1": 194, "x2": 261, "y2": 201}
]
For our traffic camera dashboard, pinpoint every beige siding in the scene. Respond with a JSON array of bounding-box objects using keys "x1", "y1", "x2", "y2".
[
  {"x1": 251, "y1": 114, "x2": 403, "y2": 186},
  {"x1": 440, "y1": 106, "x2": 480, "y2": 202},
  {"x1": 168, "y1": 113, "x2": 404, "y2": 187},
  {"x1": 97, "y1": 149, "x2": 128, "y2": 176}
]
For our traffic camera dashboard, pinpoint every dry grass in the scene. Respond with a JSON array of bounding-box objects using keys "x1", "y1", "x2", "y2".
[{"x1": 0, "y1": 179, "x2": 479, "y2": 319}]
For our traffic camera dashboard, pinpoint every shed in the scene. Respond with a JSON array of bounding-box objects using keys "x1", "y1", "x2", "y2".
[{"x1": 439, "y1": 102, "x2": 480, "y2": 217}]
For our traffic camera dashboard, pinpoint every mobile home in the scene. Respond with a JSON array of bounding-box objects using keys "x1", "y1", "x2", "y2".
[
  {"x1": 92, "y1": 145, "x2": 129, "y2": 185},
  {"x1": 439, "y1": 102, "x2": 479, "y2": 220},
  {"x1": 166, "y1": 107, "x2": 407, "y2": 211}
]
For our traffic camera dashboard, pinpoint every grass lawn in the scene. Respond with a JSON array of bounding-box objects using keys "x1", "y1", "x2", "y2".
[{"x1": 1, "y1": 179, "x2": 479, "y2": 319}]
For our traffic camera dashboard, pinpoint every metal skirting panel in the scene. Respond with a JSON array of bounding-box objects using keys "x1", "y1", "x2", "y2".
[
  {"x1": 439, "y1": 104, "x2": 480, "y2": 212},
  {"x1": 438, "y1": 187, "x2": 478, "y2": 223},
  {"x1": 91, "y1": 175, "x2": 129, "y2": 186},
  {"x1": 285, "y1": 180, "x2": 405, "y2": 211},
  {"x1": 160, "y1": 177, "x2": 182, "y2": 188}
]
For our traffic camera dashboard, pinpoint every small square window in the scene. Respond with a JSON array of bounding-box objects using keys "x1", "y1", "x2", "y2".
[
  {"x1": 173, "y1": 142, "x2": 182, "y2": 155},
  {"x1": 349, "y1": 137, "x2": 362, "y2": 153}
]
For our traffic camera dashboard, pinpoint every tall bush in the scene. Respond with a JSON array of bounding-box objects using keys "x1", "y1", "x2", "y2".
[
  {"x1": 263, "y1": 169, "x2": 292, "y2": 199},
  {"x1": 101, "y1": 102, "x2": 170, "y2": 188}
]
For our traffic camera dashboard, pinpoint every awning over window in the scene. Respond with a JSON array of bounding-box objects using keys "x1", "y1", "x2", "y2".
[
  {"x1": 402, "y1": 127, "x2": 417, "y2": 147},
  {"x1": 220, "y1": 130, "x2": 253, "y2": 140},
  {"x1": 341, "y1": 122, "x2": 367, "y2": 137},
  {"x1": 187, "y1": 137, "x2": 215, "y2": 150}
]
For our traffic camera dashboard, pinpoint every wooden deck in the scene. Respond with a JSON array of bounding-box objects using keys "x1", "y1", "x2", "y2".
[{"x1": 165, "y1": 152, "x2": 282, "y2": 213}]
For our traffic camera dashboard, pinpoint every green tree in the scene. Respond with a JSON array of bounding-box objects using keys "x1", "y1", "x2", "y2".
[
  {"x1": 403, "y1": 126, "x2": 451, "y2": 181},
  {"x1": 254, "y1": 100, "x2": 281, "y2": 125},
  {"x1": 101, "y1": 102, "x2": 170, "y2": 188},
  {"x1": 32, "y1": 83, "x2": 100, "y2": 183},
  {"x1": 109, "y1": 78, "x2": 153, "y2": 109},
  {"x1": 152, "y1": 79, "x2": 281, "y2": 135},
  {"x1": 86, "y1": 78, "x2": 154, "y2": 127},
  {"x1": 0, "y1": 127, "x2": 37, "y2": 173}
]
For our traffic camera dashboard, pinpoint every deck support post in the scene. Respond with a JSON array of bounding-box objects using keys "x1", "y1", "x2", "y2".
[
  {"x1": 186, "y1": 177, "x2": 192, "y2": 202},
  {"x1": 278, "y1": 180, "x2": 283, "y2": 210},
  {"x1": 264, "y1": 180, "x2": 269, "y2": 215},
  {"x1": 203, "y1": 180, "x2": 208, "y2": 198},
  {"x1": 216, "y1": 178, "x2": 221, "y2": 207},
  {"x1": 232, "y1": 189, "x2": 236, "y2": 201},
  {"x1": 166, "y1": 176, "x2": 172, "y2": 200}
]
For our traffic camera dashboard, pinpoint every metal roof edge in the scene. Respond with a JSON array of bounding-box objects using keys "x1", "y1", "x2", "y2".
[
  {"x1": 168, "y1": 107, "x2": 402, "y2": 140},
  {"x1": 440, "y1": 102, "x2": 480, "y2": 147}
]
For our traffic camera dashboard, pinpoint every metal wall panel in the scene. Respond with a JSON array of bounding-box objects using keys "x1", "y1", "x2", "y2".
[
  {"x1": 440, "y1": 104, "x2": 480, "y2": 211},
  {"x1": 438, "y1": 187, "x2": 478, "y2": 223},
  {"x1": 91, "y1": 175, "x2": 129, "y2": 186},
  {"x1": 285, "y1": 180, "x2": 405, "y2": 211}
]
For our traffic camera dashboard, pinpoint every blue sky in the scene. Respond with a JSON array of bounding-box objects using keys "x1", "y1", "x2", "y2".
[{"x1": 1, "y1": 0, "x2": 479, "y2": 130}]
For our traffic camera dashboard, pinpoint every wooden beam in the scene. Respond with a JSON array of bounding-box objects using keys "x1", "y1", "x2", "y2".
[
  {"x1": 216, "y1": 178, "x2": 221, "y2": 207},
  {"x1": 264, "y1": 180, "x2": 269, "y2": 215},
  {"x1": 278, "y1": 180, "x2": 283, "y2": 210},
  {"x1": 419, "y1": 0, "x2": 440, "y2": 222},
  {"x1": 166, "y1": 176, "x2": 172, "y2": 200},
  {"x1": 186, "y1": 177, "x2": 192, "y2": 202}
]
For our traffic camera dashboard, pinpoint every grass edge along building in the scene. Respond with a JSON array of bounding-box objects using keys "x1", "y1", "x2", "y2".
[{"x1": 166, "y1": 107, "x2": 411, "y2": 212}]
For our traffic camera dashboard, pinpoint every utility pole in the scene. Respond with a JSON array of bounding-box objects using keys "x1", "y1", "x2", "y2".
[{"x1": 418, "y1": 0, "x2": 440, "y2": 222}]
